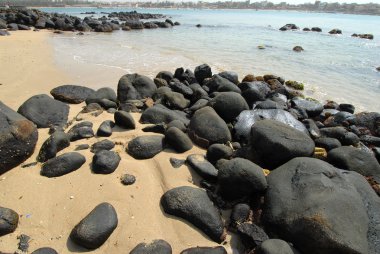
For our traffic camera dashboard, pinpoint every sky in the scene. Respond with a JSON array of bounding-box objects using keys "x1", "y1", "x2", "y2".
[{"x1": 94, "y1": 0, "x2": 380, "y2": 4}]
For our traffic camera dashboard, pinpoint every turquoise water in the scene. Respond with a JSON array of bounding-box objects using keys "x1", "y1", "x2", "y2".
[{"x1": 41, "y1": 7, "x2": 380, "y2": 112}]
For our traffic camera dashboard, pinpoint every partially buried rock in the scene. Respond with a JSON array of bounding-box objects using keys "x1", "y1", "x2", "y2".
[
  {"x1": 37, "y1": 131, "x2": 70, "y2": 162},
  {"x1": 206, "y1": 144, "x2": 233, "y2": 163},
  {"x1": 217, "y1": 158, "x2": 267, "y2": 200},
  {"x1": 70, "y1": 203, "x2": 118, "y2": 250},
  {"x1": 140, "y1": 104, "x2": 189, "y2": 125},
  {"x1": 97, "y1": 120, "x2": 115, "y2": 137},
  {"x1": 170, "y1": 158, "x2": 186, "y2": 168},
  {"x1": 114, "y1": 111, "x2": 136, "y2": 129},
  {"x1": 142, "y1": 124, "x2": 166, "y2": 134},
  {"x1": 92, "y1": 150, "x2": 121, "y2": 174},
  {"x1": 328, "y1": 146, "x2": 380, "y2": 182},
  {"x1": 91, "y1": 139, "x2": 115, "y2": 153},
  {"x1": 121, "y1": 174, "x2": 136, "y2": 186},
  {"x1": 165, "y1": 127, "x2": 193, "y2": 153},
  {"x1": 127, "y1": 135, "x2": 164, "y2": 159},
  {"x1": 180, "y1": 246, "x2": 227, "y2": 254},
  {"x1": 130, "y1": 239, "x2": 172, "y2": 254},
  {"x1": 41, "y1": 152, "x2": 86, "y2": 177},
  {"x1": 251, "y1": 119, "x2": 315, "y2": 168},
  {"x1": 0, "y1": 206, "x2": 19, "y2": 236},
  {"x1": 50, "y1": 85, "x2": 95, "y2": 104},
  {"x1": 186, "y1": 154, "x2": 218, "y2": 181},
  {"x1": 117, "y1": 73, "x2": 157, "y2": 103},
  {"x1": 18, "y1": 94, "x2": 69, "y2": 128},
  {"x1": 256, "y1": 239, "x2": 300, "y2": 254},
  {"x1": 0, "y1": 101, "x2": 38, "y2": 174},
  {"x1": 208, "y1": 92, "x2": 249, "y2": 123},
  {"x1": 67, "y1": 121, "x2": 94, "y2": 141},
  {"x1": 31, "y1": 247, "x2": 58, "y2": 254},
  {"x1": 188, "y1": 107, "x2": 231, "y2": 148},
  {"x1": 161, "y1": 186, "x2": 225, "y2": 243}
]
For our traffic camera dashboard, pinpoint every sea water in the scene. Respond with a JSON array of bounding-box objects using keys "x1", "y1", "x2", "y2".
[{"x1": 40, "y1": 7, "x2": 380, "y2": 112}]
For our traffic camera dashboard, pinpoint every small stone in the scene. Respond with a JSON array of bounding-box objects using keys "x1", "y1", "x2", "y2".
[
  {"x1": 92, "y1": 150, "x2": 121, "y2": 174},
  {"x1": 0, "y1": 206, "x2": 19, "y2": 236},
  {"x1": 121, "y1": 174, "x2": 136, "y2": 185},
  {"x1": 91, "y1": 139, "x2": 115, "y2": 153},
  {"x1": 169, "y1": 158, "x2": 186, "y2": 168}
]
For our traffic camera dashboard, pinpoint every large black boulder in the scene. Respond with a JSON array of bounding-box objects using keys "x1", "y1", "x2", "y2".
[
  {"x1": 50, "y1": 85, "x2": 95, "y2": 104},
  {"x1": 127, "y1": 135, "x2": 165, "y2": 159},
  {"x1": 37, "y1": 131, "x2": 70, "y2": 162},
  {"x1": 92, "y1": 150, "x2": 121, "y2": 174},
  {"x1": 180, "y1": 246, "x2": 227, "y2": 254},
  {"x1": 41, "y1": 152, "x2": 86, "y2": 177},
  {"x1": 18, "y1": 94, "x2": 69, "y2": 128},
  {"x1": 208, "y1": 92, "x2": 249, "y2": 123},
  {"x1": 239, "y1": 81, "x2": 271, "y2": 106},
  {"x1": 161, "y1": 91, "x2": 190, "y2": 110},
  {"x1": 194, "y1": 64, "x2": 212, "y2": 85},
  {"x1": 217, "y1": 158, "x2": 267, "y2": 200},
  {"x1": 206, "y1": 144, "x2": 233, "y2": 163},
  {"x1": 0, "y1": 206, "x2": 19, "y2": 236},
  {"x1": 263, "y1": 157, "x2": 371, "y2": 254},
  {"x1": 251, "y1": 120, "x2": 315, "y2": 168},
  {"x1": 319, "y1": 127, "x2": 360, "y2": 146},
  {"x1": 161, "y1": 186, "x2": 225, "y2": 243},
  {"x1": 130, "y1": 239, "x2": 172, "y2": 254},
  {"x1": 85, "y1": 87, "x2": 117, "y2": 106},
  {"x1": 256, "y1": 239, "x2": 300, "y2": 254},
  {"x1": 140, "y1": 104, "x2": 189, "y2": 125},
  {"x1": 0, "y1": 102, "x2": 38, "y2": 174},
  {"x1": 70, "y1": 202, "x2": 118, "y2": 250},
  {"x1": 67, "y1": 121, "x2": 94, "y2": 141},
  {"x1": 219, "y1": 71, "x2": 239, "y2": 84},
  {"x1": 352, "y1": 112, "x2": 380, "y2": 136},
  {"x1": 235, "y1": 109, "x2": 308, "y2": 144},
  {"x1": 188, "y1": 107, "x2": 231, "y2": 148},
  {"x1": 114, "y1": 111, "x2": 136, "y2": 129},
  {"x1": 165, "y1": 127, "x2": 193, "y2": 153},
  {"x1": 206, "y1": 75, "x2": 240, "y2": 94},
  {"x1": 291, "y1": 97, "x2": 324, "y2": 117},
  {"x1": 97, "y1": 120, "x2": 115, "y2": 137},
  {"x1": 328, "y1": 146, "x2": 380, "y2": 182},
  {"x1": 117, "y1": 73, "x2": 156, "y2": 103}
]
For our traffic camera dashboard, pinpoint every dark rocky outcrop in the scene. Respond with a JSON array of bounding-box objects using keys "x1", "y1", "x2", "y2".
[
  {"x1": 41, "y1": 152, "x2": 86, "y2": 177},
  {"x1": 188, "y1": 107, "x2": 231, "y2": 148},
  {"x1": 85, "y1": 87, "x2": 117, "y2": 106},
  {"x1": 0, "y1": 102, "x2": 38, "y2": 174},
  {"x1": 70, "y1": 202, "x2": 118, "y2": 249},
  {"x1": 140, "y1": 104, "x2": 189, "y2": 125},
  {"x1": 114, "y1": 111, "x2": 136, "y2": 129},
  {"x1": 127, "y1": 135, "x2": 165, "y2": 159},
  {"x1": 67, "y1": 121, "x2": 94, "y2": 141},
  {"x1": 50, "y1": 85, "x2": 95, "y2": 104},
  {"x1": 117, "y1": 73, "x2": 157, "y2": 103},
  {"x1": 0, "y1": 206, "x2": 19, "y2": 236},
  {"x1": 251, "y1": 120, "x2": 315, "y2": 168},
  {"x1": 92, "y1": 150, "x2": 120, "y2": 174},
  {"x1": 279, "y1": 24, "x2": 299, "y2": 31},
  {"x1": 18, "y1": 94, "x2": 69, "y2": 128},
  {"x1": 208, "y1": 92, "x2": 249, "y2": 123},
  {"x1": 130, "y1": 239, "x2": 172, "y2": 254},
  {"x1": 194, "y1": 64, "x2": 212, "y2": 85},
  {"x1": 97, "y1": 120, "x2": 115, "y2": 137},
  {"x1": 161, "y1": 186, "x2": 225, "y2": 243}
]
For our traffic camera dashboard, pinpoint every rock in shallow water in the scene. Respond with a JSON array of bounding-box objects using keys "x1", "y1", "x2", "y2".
[
  {"x1": 0, "y1": 101, "x2": 38, "y2": 174},
  {"x1": 129, "y1": 239, "x2": 172, "y2": 254},
  {"x1": 161, "y1": 186, "x2": 225, "y2": 243},
  {"x1": 127, "y1": 135, "x2": 165, "y2": 159},
  {"x1": 41, "y1": 152, "x2": 86, "y2": 177},
  {"x1": 17, "y1": 94, "x2": 69, "y2": 128},
  {"x1": 70, "y1": 202, "x2": 118, "y2": 250},
  {"x1": 0, "y1": 206, "x2": 19, "y2": 236},
  {"x1": 50, "y1": 85, "x2": 95, "y2": 104}
]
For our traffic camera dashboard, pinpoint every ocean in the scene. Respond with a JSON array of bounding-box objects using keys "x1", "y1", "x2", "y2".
[{"x1": 40, "y1": 7, "x2": 380, "y2": 112}]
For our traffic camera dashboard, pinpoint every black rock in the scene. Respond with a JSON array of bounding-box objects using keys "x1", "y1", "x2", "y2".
[
  {"x1": 67, "y1": 121, "x2": 94, "y2": 141},
  {"x1": 18, "y1": 94, "x2": 69, "y2": 128},
  {"x1": 162, "y1": 91, "x2": 190, "y2": 110},
  {"x1": 208, "y1": 92, "x2": 249, "y2": 123},
  {"x1": 314, "y1": 137, "x2": 341, "y2": 151},
  {"x1": 114, "y1": 110, "x2": 136, "y2": 129},
  {"x1": 0, "y1": 206, "x2": 19, "y2": 236},
  {"x1": 140, "y1": 104, "x2": 189, "y2": 125},
  {"x1": 339, "y1": 103, "x2": 355, "y2": 114},
  {"x1": 186, "y1": 154, "x2": 218, "y2": 181},
  {"x1": 217, "y1": 158, "x2": 267, "y2": 200},
  {"x1": 169, "y1": 79, "x2": 194, "y2": 98},
  {"x1": 174, "y1": 68, "x2": 197, "y2": 84},
  {"x1": 263, "y1": 157, "x2": 371, "y2": 254},
  {"x1": 206, "y1": 75, "x2": 241, "y2": 94},
  {"x1": 50, "y1": 85, "x2": 95, "y2": 104},
  {"x1": 142, "y1": 124, "x2": 166, "y2": 134},
  {"x1": 219, "y1": 71, "x2": 239, "y2": 84},
  {"x1": 329, "y1": 29, "x2": 342, "y2": 35},
  {"x1": 251, "y1": 119, "x2": 315, "y2": 168},
  {"x1": 70, "y1": 203, "x2": 118, "y2": 250},
  {"x1": 81, "y1": 103, "x2": 103, "y2": 114},
  {"x1": 117, "y1": 73, "x2": 156, "y2": 103},
  {"x1": 206, "y1": 144, "x2": 233, "y2": 163},
  {"x1": 75, "y1": 144, "x2": 90, "y2": 151},
  {"x1": 230, "y1": 203, "x2": 250, "y2": 227},
  {"x1": 188, "y1": 107, "x2": 231, "y2": 148},
  {"x1": 237, "y1": 223, "x2": 269, "y2": 249},
  {"x1": 170, "y1": 157, "x2": 186, "y2": 168},
  {"x1": 352, "y1": 112, "x2": 380, "y2": 136},
  {"x1": 311, "y1": 27, "x2": 322, "y2": 32},
  {"x1": 319, "y1": 127, "x2": 360, "y2": 146},
  {"x1": 167, "y1": 120, "x2": 187, "y2": 132},
  {"x1": 360, "y1": 135, "x2": 380, "y2": 147},
  {"x1": 130, "y1": 239, "x2": 172, "y2": 254},
  {"x1": 255, "y1": 100, "x2": 286, "y2": 110},
  {"x1": 0, "y1": 102, "x2": 38, "y2": 174},
  {"x1": 120, "y1": 174, "x2": 136, "y2": 185},
  {"x1": 41, "y1": 152, "x2": 86, "y2": 177},
  {"x1": 194, "y1": 64, "x2": 212, "y2": 85},
  {"x1": 92, "y1": 150, "x2": 121, "y2": 174},
  {"x1": 303, "y1": 119, "x2": 321, "y2": 139},
  {"x1": 91, "y1": 139, "x2": 115, "y2": 153},
  {"x1": 0, "y1": 30, "x2": 10, "y2": 36},
  {"x1": 188, "y1": 99, "x2": 209, "y2": 113},
  {"x1": 180, "y1": 246, "x2": 227, "y2": 254},
  {"x1": 31, "y1": 247, "x2": 58, "y2": 254},
  {"x1": 165, "y1": 127, "x2": 193, "y2": 153},
  {"x1": 37, "y1": 131, "x2": 70, "y2": 162},
  {"x1": 85, "y1": 87, "x2": 117, "y2": 106},
  {"x1": 161, "y1": 186, "x2": 225, "y2": 243},
  {"x1": 238, "y1": 81, "x2": 270, "y2": 106},
  {"x1": 156, "y1": 71, "x2": 174, "y2": 83},
  {"x1": 291, "y1": 97, "x2": 324, "y2": 117},
  {"x1": 97, "y1": 120, "x2": 115, "y2": 137},
  {"x1": 256, "y1": 239, "x2": 300, "y2": 254},
  {"x1": 328, "y1": 146, "x2": 380, "y2": 182},
  {"x1": 234, "y1": 109, "x2": 308, "y2": 144},
  {"x1": 279, "y1": 24, "x2": 299, "y2": 31},
  {"x1": 127, "y1": 135, "x2": 164, "y2": 159}
]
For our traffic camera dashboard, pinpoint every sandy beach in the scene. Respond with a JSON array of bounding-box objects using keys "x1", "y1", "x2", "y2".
[{"x1": 0, "y1": 31, "x2": 231, "y2": 253}]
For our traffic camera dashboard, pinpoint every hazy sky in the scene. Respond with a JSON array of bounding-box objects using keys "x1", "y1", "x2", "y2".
[{"x1": 94, "y1": 0, "x2": 380, "y2": 3}]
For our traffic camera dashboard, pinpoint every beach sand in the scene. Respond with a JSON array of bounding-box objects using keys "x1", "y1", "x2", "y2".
[{"x1": 0, "y1": 31, "x2": 235, "y2": 253}]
